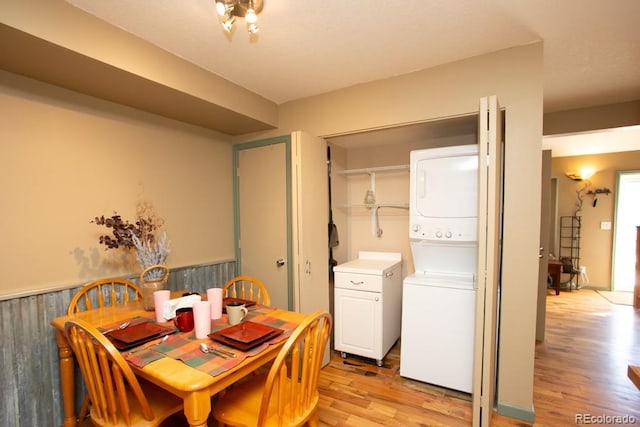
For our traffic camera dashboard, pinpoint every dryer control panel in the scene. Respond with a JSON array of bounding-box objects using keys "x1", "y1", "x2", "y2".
[{"x1": 409, "y1": 217, "x2": 477, "y2": 242}]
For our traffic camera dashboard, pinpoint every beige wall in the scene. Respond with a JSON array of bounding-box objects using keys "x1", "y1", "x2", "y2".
[
  {"x1": 544, "y1": 100, "x2": 640, "y2": 136},
  {"x1": 551, "y1": 150, "x2": 640, "y2": 288},
  {"x1": 0, "y1": 70, "x2": 235, "y2": 296}
]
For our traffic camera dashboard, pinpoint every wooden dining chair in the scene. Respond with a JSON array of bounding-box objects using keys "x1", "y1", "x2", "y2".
[
  {"x1": 67, "y1": 278, "x2": 143, "y2": 421},
  {"x1": 222, "y1": 275, "x2": 271, "y2": 306},
  {"x1": 64, "y1": 318, "x2": 184, "y2": 427},
  {"x1": 212, "y1": 310, "x2": 332, "y2": 427},
  {"x1": 68, "y1": 277, "x2": 143, "y2": 315}
]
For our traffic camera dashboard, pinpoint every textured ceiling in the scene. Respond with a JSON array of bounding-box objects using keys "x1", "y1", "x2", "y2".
[{"x1": 65, "y1": 0, "x2": 640, "y2": 113}]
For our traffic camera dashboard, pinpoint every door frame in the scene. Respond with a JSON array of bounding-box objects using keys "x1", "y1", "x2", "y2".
[
  {"x1": 536, "y1": 150, "x2": 552, "y2": 342},
  {"x1": 233, "y1": 135, "x2": 294, "y2": 309},
  {"x1": 612, "y1": 170, "x2": 640, "y2": 292}
]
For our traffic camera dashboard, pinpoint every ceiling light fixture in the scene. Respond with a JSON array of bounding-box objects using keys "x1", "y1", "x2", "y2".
[{"x1": 215, "y1": 0, "x2": 263, "y2": 35}]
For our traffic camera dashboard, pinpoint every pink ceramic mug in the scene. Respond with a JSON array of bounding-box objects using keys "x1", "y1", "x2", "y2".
[{"x1": 173, "y1": 307, "x2": 194, "y2": 332}]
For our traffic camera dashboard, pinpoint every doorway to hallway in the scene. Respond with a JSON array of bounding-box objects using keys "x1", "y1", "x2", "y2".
[{"x1": 612, "y1": 171, "x2": 640, "y2": 292}]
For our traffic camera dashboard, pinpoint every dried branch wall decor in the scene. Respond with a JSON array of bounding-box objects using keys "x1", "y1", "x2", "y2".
[{"x1": 92, "y1": 201, "x2": 171, "y2": 279}]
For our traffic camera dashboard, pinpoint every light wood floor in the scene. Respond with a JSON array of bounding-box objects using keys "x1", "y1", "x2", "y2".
[{"x1": 316, "y1": 289, "x2": 640, "y2": 426}]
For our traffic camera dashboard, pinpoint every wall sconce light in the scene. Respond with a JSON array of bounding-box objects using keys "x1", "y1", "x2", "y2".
[
  {"x1": 565, "y1": 167, "x2": 595, "y2": 181},
  {"x1": 586, "y1": 188, "x2": 611, "y2": 207},
  {"x1": 566, "y1": 168, "x2": 596, "y2": 215}
]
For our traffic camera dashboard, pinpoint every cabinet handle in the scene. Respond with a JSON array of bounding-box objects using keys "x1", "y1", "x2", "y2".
[
  {"x1": 385, "y1": 271, "x2": 394, "y2": 278},
  {"x1": 350, "y1": 280, "x2": 364, "y2": 285},
  {"x1": 375, "y1": 297, "x2": 380, "y2": 302}
]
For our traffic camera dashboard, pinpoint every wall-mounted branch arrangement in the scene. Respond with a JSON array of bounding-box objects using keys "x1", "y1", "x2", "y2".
[
  {"x1": 574, "y1": 181, "x2": 590, "y2": 215},
  {"x1": 586, "y1": 187, "x2": 611, "y2": 207}
]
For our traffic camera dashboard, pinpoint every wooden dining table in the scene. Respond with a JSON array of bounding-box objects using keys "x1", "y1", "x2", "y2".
[{"x1": 50, "y1": 296, "x2": 306, "y2": 427}]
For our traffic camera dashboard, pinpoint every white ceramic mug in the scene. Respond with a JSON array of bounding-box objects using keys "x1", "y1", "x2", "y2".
[{"x1": 227, "y1": 302, "x2": 248, "y2": 325}]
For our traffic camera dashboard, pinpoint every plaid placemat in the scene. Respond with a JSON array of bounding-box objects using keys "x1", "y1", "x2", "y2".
[{"x1": 125, "y1": 308, "x2": 300, "y2": 378}]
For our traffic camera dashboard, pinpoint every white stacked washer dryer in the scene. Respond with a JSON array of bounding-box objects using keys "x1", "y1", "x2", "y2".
[{"x1": 400, "y1": 144, "x2": 478, "y2": 393}]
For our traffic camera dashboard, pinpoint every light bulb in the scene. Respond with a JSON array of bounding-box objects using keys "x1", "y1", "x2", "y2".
[
  {"x1": 579, "y1": 167, "x2": 595, "y2": 180},
  {"x1": 247, "y1": 22, "x2": 259, "y2": 34},
  {"x1": 245, "y1": 8, "x2": 257, "y2": 24},
  {"x1": 215, "y1": 1, "x2": 227, "y2": 16},
  {"x1": 221, "y1": 16, "x2": 235, "y2": 32}
]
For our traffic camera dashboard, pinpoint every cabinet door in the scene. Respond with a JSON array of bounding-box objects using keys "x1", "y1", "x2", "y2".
[
  {"x1": 334, "y1": 288, "x2": 381, "y2": 359},
  {"x1": 291, "y1": 131, "x2": 329, "y2": 315}
]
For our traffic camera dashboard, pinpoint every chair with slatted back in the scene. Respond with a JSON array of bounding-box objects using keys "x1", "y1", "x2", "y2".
[
  {"x1": 68, "y1": 277, "x2": 143, "y2": 315},
  {"x1": 68, "y1": 278, "x2": 143, "y2": 421},
  {"x1": 64, "y1": 318, "x2": 184, "y2": 426},
  {"x1": 222, "y1": 275, "x2": 271, "y2": 306},
  {"x1": 212, "y1": 310, "x2": 332, "y2": 427}
]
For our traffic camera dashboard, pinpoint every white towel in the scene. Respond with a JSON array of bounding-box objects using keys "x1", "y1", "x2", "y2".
[{"x1": 162, "y1": 294, "x2": 202, "y2": 320}]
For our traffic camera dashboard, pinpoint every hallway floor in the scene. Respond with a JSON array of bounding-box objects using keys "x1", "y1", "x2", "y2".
[{"x1": 316, "y1": 289, "x2": 640, "y2": 426}]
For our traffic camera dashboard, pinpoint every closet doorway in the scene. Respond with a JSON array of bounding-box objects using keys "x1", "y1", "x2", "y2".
[{"x1": 612, "y1": 171, "x2": 640, "y2": 292}]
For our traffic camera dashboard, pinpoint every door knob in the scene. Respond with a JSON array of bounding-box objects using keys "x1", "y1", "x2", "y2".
[{"x1": 276, "y1": 258, "x2": 285, "y2": 267}]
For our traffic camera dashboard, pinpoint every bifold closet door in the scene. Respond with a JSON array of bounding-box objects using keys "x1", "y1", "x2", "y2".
[{"x1": 473, "y1": 95, "x2": 503, "y2": 427}]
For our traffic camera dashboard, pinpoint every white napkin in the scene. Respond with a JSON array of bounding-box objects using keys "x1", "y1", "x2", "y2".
[{"x1": 162, "y1": 294, "x2": 202, "y2": 320}]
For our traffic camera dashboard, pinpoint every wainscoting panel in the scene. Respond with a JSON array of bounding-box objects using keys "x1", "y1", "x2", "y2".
[{"x1": 0, "y1": 261, "x2": 235, "y2": 427}]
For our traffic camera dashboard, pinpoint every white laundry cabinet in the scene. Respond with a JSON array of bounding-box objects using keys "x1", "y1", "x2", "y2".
[{"x1": 333, "y1": 251, "x2": 402, "y2": 366}]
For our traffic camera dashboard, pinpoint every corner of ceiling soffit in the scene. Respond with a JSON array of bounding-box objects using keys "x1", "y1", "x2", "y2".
[{"x1": 0, "y1": 2, "x2": 278, "y2": 135}]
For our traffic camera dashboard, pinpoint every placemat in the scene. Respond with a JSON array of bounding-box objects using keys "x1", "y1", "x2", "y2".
[{"x1": 126, "y1": 308, "x2": 300, "y2": 378}]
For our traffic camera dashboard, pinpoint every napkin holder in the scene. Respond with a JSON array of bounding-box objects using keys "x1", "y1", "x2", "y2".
[{"x1": 162, "y1": 294, "x2": 201, "y2": 320}]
